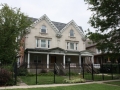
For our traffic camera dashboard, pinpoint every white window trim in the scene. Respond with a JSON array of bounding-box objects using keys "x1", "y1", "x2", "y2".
[
  {"x1": 69, "y1": 30, "x2": 74, "y2": 37},
  {"x1": 36, "y1": 39, "x2": 51, "y2": 48},
  {"x1": 40, "y1": 25, "x2": 48, "y2": 33},
  {"x1": 66, "y1": 42, "x2": 78, "y2": 50}
]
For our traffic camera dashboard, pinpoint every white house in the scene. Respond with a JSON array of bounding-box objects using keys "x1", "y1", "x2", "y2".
[{"x1": 22, "y1": 14, "x2": 94, "y2": 72}]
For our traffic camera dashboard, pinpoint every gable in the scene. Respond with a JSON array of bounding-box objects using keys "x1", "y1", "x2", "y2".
[
  {"x1": 60, "y1": 20, "x2": 85, "y2": 40},
  {"x1": 29, "y1": 14, "x2": 59, "y2": 33}
]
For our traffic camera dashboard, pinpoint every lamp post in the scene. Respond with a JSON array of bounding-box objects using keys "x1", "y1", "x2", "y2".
[{"x1": 67, "y1": 58, "x2": 71, "y2": 80}]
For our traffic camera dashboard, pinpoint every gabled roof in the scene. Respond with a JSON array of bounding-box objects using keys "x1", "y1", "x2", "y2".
[
  {"x1": 60, "y1": 20, "x2": 85, "y2": 38},
  {"x1": 52, "y1": 21, "x2": 66, "y2": 31},
  {"x1": 29, "y1": 15, "x2": 84, "y2": 32},
  {"x1": 29, "y1": 14, "x2": 85, "y2": 39}
]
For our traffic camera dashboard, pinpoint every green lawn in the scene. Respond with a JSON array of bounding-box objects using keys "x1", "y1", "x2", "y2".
[
  {"x1": 19, "y1": 76, "x2": 66, "y2": 85},
  {"x1": 19, "y1": 74, "x2": 119, "y2": 85},
  {"x1": 104, "y1": 81, "x2": 120, "y2": 86},
  {"x1": 7, "y1": 83, "x2": 120, "y2": 90}
]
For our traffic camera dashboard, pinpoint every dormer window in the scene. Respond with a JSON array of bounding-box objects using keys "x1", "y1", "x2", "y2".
[
  {"x1": 70, "y1": 29, "x2": 74, "y2": 37},
  {"x1": 41, "y1": 25, "x2": 47, "y2": 33}
]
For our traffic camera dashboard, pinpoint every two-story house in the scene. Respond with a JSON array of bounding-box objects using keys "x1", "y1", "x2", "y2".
[
  {"x1": 86, "y1": 39, "x2": 120, "y2": 67},
  {"x1": 22, "y1": 14, "x2": 94, "y2": 72}
]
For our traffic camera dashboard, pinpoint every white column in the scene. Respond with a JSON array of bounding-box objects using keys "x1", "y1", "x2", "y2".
[
  {"x1": 91, "y1": 55, "x2": 94, "y2": 64},
  {"x1": 27, "y1": 53, "x2": 30, "y2": 68},
  {"x1": 47, "y1": 54, "x2": 49, "y2": 69},
  {"x1": 79, "y1": 54, "x2": 81, "y2": 66},
  {"x1": 63, "y1": 54, "x2": 65, "y2": 69}
]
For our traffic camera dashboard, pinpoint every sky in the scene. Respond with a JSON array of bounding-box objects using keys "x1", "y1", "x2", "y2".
[{"x1": 0, "y1": 0, "x2": 94, "y2": 33}]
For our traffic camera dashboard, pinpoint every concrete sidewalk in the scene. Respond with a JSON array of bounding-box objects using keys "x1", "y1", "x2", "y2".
[{"x1": 0, "y1": 80, "x2": 119, "y2": 90}]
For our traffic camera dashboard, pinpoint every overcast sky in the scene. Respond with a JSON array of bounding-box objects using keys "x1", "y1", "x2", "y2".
[{"x1": 0, "y1": 0, "x2": 94, "y2": 32}]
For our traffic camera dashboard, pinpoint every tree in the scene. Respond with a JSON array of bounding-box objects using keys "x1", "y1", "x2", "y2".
[
  {"x1": 0, "y1": 4, "x2": 32, "y2": 63},
  {"x1": 85, "y1": 0, "x2": 120, "y2": 58}
]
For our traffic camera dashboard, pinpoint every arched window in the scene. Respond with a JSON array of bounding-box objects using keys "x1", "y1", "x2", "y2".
[
  {"x1": 41, "y1": 25, "x2": 47, "y2": 33},
  {"x1": 70, "y1": 29, "x2": 74, "y2": 37}
]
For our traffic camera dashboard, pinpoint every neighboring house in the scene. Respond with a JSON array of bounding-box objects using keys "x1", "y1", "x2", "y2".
[
  {"x1": 19, "y1": 14, "x2": 94, "y2": 72},
  {"x1": 86, "y1": 39, "x2": 120, "y2": 67}
]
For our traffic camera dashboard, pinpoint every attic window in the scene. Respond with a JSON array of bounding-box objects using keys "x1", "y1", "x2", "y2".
[
  {"x1": 41, "y1": 25, "x2": 47, "y2": 33},
  {"x1": 70, "y1": 29, "x2": 74, "y2": 37}
]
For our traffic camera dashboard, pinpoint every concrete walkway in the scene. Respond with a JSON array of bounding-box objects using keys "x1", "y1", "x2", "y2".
[{"x1": 0, "y1": 80, "x2": 119, "y2": 90}]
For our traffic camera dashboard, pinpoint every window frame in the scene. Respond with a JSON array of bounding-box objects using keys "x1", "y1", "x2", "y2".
[
  {"x1": 69, "y1": 29, "x2": 74, "y2": 37},
  {"x1": 41, "y1": 25, "x2": 47, "y2": 33},
  {"x1": 66, "y1": 42, "x2": 78, "y2": 50},
  {"x1": 36, "y1": 39, "x2": 51, "y2": 48}
]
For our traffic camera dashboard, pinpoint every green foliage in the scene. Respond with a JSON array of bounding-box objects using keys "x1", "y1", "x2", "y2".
[
  {"x1": 63, "y1": 77, "x2": 85, "y2": 83},
  {"x1": 0, "y1": 68, "x2": 14, "y2": 86},
  {"x1": 66, "y1": 72, "x2": 78, "y2": 76},
  {"x1": 17, "y1": 68, "x2": 28, "y2": 76},
  {"x1": 0, "y1": 3, "x2": 32, "y2": 63},
  {"x1": 85, "y1": 0, "x2": 120, "y2": 58},
  {"x1": 38, "y1": 72, "x2": 54, "y2": 76}
]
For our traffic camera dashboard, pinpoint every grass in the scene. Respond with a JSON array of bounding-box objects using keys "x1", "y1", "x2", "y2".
[
  {"x1": 19, "y1": 76, "x2": 66, "y2": 85},
  {"x1": 84, "y1": 73, "x2": 120, "y2": 81},
  {"x1": 104, "y1": 81, "x2": 120, "y2": 86},
  {"x1": 19, "y1": 73, "x2": 119, "y2": 85},
  {"x1": 7, "y1": 83, "x2": 120, "y2": 90}
]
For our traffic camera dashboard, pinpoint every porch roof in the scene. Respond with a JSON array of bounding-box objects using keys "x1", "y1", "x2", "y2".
[
  {"x1": 80, "y1": 50, "x2": 94, "y2": 56},
  {"x1": 25, "y1": 47, "x2": 80, "y2": 54}
]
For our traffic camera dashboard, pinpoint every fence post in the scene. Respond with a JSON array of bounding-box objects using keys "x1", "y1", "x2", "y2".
[
  {"x1": 118, "y1": 63, "x2": 120, "y2": 74},
  {"x1": 91, "y1": 64, "x2": 94, "y2": 80},
  {"x1": 14, "y1": 61, "x2": 17, "y2": 85},
  {"x1": 54, "y1": 63, "x2": 55, "y2": 83},
  {"x1": 36, "y1": 62, "x2": 38, "y2": 85},
  {"x1": 111, "y1": 64, "x2": 113, "y2": 80},
  {"x1": 82, "y1": 64, "x2": 84, "y2": 79},
  {"x1": 101, "y1": 64, "x2": 104, "y2": 80}
]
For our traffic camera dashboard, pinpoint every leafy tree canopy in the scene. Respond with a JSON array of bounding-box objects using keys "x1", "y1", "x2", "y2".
[
  {"x1": 0, "y1": 4, "x2": 32, "y2": 63},
  {"x1": 85, "y1": 0, "x2": 120, "y2": 58}
]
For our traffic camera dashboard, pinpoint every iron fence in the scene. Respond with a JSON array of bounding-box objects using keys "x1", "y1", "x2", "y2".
[{"x1": 0, "y1": 62, "x2": 120, "y2": 85}]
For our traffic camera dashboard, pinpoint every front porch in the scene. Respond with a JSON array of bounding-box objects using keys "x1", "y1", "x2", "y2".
[{"x1": 23, "y1": 48, "x2": 94, "y2": 73}]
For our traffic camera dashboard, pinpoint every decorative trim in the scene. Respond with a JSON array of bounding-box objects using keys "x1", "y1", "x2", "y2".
[
  {"x1": 35, "y1": 36, "x2": 52, "y2": 39},
  {"x1": 28, "y1": 14, "x2": 59, "y2": 33},
  {"x1": 65, "y1": 39, "x2": 79, "y2": 42},
  {"x1": 60, "y1": 20, "x2": 85, "y2": 40}
]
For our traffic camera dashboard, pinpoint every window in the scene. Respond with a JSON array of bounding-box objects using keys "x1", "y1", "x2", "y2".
[
  {"x1": 36, "y1": 39, "x2": 50, "y2": 48},
  {"x1": 70, "y1": 29, "x2": 74, "y2": 37},
  {"x1": 41, "y1": 40, "x2": 46, "y2": 47},
  {"x1": 34, "y1": 55, "x2": 41, "y2": 63},
  {"x1": 67, "y1": 42, "x2": 78, "y2": 50},
  {"x1": 70, "y1": 43, "x2": 74, "y2": 50},
  {"x1": 48, "y1": 40, "x2": 50, "y2": 48},
  {"x1": 76, "y1": 43, "x2": 78, "y2": 50},
  {"x1": 41, "y1": 25, "x2": 47, "y2": 33}
]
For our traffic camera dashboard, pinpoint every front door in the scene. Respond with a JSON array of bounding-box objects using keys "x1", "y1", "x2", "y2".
[{"x1": 51, "y1": 56, "x2": 56, "y2": 63}]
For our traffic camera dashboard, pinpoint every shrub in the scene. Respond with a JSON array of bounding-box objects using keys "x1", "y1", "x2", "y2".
[
  {"x1": 66, "y1": 72, "x2": 78, "y2": 76},
  {"x1": 40, "y1": 69, "x2": 48, "y2": 73},
  {"x1": 17, "y1": 68, "x2": 28, "y2": 76},
  {"x1": 0, "y1": 68, "x2": 14, "y2": 86},
  {"x1": 38, "y1": 72, "x2": 54, "y2": 76},
  {"x1": 63, "y1": 77, "x2": 85, "y2": 83}
]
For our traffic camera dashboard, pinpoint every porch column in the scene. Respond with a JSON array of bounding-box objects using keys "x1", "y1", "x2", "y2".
[
  {"x1": 79, "y1": 54, "x2": 81, "y2": 66},
  {"x1": 63, "y1": 54, "x2": 65, "y2": 69},
  {"x1": 27, "y1": 53, "x2": 30, "y2": 68},
  {"x1": 47, "y1": 54, "x2": 49, "y2": 69},
  {"x1": 91, "y1": 55, "x2": 94, "y2": 64}
]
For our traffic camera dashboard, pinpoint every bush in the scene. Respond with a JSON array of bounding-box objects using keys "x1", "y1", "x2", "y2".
[
  {"x1": 40, "y1": 69, "x2": 48, "y2": 73},
  {"x1": 0, "y1": 68, "x2": 14, "y2": 86},
  {"x1": 66, "y1": 72, "x2": 78, "y2": 76},
  {"x1": 17, "y1": 68, "x2": 28, "y2": 76},
  {"x1": 63, "y1": 77, "x2": 85, "y2": 83},
  {"x1": 100, "y1": 63, "x2": 120, "y2": 73}
]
